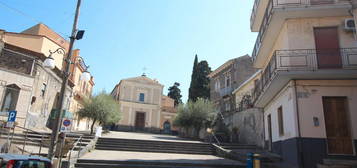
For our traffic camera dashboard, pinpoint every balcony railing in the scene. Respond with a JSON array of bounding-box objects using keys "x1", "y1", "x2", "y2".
[
  {"x1": 251, "y1": 0, "x2": 350, "y2": 61},
  {"x1": 219, "y1": 87, "x2": 234, "y2": 97},
  {"x1": 0, "y1": 48, "x2": 36, "y2": 76},
  {"x1": 252, "y1": 48, "x2": 357, "y2": 101}
]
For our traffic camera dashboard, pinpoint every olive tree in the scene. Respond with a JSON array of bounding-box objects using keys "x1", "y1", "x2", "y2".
[
  {"x1": 77, "y1": 91, "x2": 121, "y2": 134},
  {"x1": 174, "y1": 98, "x2": 217, "y2": 138}
]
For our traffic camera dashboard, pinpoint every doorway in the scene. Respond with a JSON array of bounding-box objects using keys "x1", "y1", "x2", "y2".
[
  {"x1": 135, "y1": 112, "x2": 146, "y2": 131},
  {"x1": 163, "y1": 121, "x2": 171, "y2": 134},
  {"x1": 313, "y1": 27, "x2": 342, "y2": 69},
  {"x1": 322, "y1": 97, "x2": 353, "y2": 155}
]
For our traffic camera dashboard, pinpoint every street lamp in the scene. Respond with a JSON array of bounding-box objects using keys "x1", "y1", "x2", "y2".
[
  {"x1": 44, "y1": 49, "x2": 91, "y2": 82},
  {"x1": 43, "y1": 48, "x2": 65, "y2": 70}
]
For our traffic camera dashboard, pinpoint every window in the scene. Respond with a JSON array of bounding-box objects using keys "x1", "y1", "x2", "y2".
[
  {"x1": 225, "y1": 103, "x2": 230, "y2": 111},
  {"x1": 225, "y1": 76, "x2": 231, "y2": 87},
  {"x1": 41, "y1": 83, "x2": 47, "y2": 97},
  {"x1": 215, "y1": 80, "x2": 220, "y2": 91},
  {"x1": 277, "y1": 106, "x2": 284, "y2": 136},
  {"x1": 139, "y1": 93, "x2": 145, "y2": 102},
  {"x1": 1, "y1": 84, "x2": 20, "y2": 112}
]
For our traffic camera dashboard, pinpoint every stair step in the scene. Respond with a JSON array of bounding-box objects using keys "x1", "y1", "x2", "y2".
[
  {"x1": 98, "y1": 138, "x2": 210, "y2": 145},
  {"x1": 96, "y1": 144, "x2": 212, "y2": 150},
  {"x1": 324, "y1": 159, "x2": 357, "y2": 166},
  {"x1": 317, "y1": 164, "x2": 352, "y2": 168},
  {"x1": 75, "y1": 160, "x2": 243, "y2": 168},
  {"x1": 94, "y1": 147, "x2": 213, "y2": 154}
]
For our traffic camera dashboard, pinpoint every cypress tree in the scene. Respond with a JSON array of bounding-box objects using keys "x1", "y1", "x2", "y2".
[
  {"x1": 188, "y1": 55, "x2": 199, "y2": 101},
  {"x1": 188, "y1": 55, "x2": 211, "y2": 101}
]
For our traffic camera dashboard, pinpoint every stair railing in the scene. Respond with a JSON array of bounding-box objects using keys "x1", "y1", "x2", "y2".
[
  {"x1": 14, "y1": 125, "x2": 50, "y2": 155},
  {"x1": 211, "y1": 132, "x2": 221, "y2": 146},
  {"x1": 67, "y1": 134, "x2": 83, "y2": 167}
]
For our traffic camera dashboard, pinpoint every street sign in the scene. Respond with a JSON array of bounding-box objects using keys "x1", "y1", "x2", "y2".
[
  {"x1": 60, "y1": 118, "x2": 72, "y2": 132},
  {"x1": 7, "y1": 111, "x2": 17, "y2": 122},
  {"x1": 63, "y1": 119, "x2": 71, "y2": 127},
  {"x1": 5, "y1": 111, "x2": 17, "y2": 128}
]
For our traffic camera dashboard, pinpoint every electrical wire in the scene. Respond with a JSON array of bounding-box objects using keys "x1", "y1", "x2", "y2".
[{"x1": 0, "y1": 0, "x2": 70, "y2": 38}]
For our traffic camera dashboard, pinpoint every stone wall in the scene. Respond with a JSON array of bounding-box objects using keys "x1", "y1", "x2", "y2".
[{"x1": 230, "y1": 108, "x2": 264, "y2": 147}]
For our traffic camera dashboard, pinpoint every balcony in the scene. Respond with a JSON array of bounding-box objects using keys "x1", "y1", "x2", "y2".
[
  {"x1": 250, "y1": 0, "x2": 351, "y2": 67},
  {"x1": 253, "y1": 48, "x2": 357, "y2": 107},
  {"x1": 0, "y1": 48, "x2": 36, "y2": 76},
  {"x1": 219, "y1": 87, "x2": 234, "y2": 97}
]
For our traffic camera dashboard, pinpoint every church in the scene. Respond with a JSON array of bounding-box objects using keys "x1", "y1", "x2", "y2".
[{"x1": 111, "y1": 74, "x2": 177, "y2": 133}]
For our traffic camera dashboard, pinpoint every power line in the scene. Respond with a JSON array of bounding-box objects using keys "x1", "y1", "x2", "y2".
[
  {"x1": 0, "y1": 0, "x2": 70, "y2": 38},
  {"x1": 0, "y1": 1, "x2": 40, "y2": 23}
]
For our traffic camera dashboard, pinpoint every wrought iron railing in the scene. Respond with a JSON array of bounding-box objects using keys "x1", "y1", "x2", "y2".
[
  {"x1": 219, "y1": 87, "x2": 234, "y2": 97},
  {"x1": 252, "y1": 48, "x2": 357, "y2": 102},
  {"x1": 251, "y1": 0, "x2": 351, "y2": 61},
  {"x1": 0, "y1": 48, "x2": 36, "y2": 76}
]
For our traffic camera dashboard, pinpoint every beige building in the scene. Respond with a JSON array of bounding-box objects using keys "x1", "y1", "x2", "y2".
[
  {"x1": 250, "y1": 0, "x2": 357, "y2": 167},
  {"x1": 1, "y1": 24, "x2": 94, "y2": 131},
  {"x1": 69, "y1": 49, "x2": 95, "y2": 131},
  {"x1": 0, "y1": 35, "x2": 72, "y2": 129},
  {"x1": 111, "y1": 75, "x2": 176, "y2": 133}
]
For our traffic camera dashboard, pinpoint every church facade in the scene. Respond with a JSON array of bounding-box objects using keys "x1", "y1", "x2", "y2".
[{"x1": 111, "y1": 75, "x2": 176, "y2": 133}]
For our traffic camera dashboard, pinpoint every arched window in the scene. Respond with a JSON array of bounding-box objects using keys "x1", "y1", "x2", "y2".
[{"x1": 1, "y1": 84, "x2": 20, "y2": 112}]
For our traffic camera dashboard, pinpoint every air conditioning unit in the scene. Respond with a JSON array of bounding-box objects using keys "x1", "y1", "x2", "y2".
[{"x1": 345, "y1": 18, "x2": 356, "y2": 31}]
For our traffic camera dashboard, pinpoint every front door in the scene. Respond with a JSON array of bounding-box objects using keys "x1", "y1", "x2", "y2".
[
  {"x1": 323, "y1": 97, "x2": 353, "y2": 155},
  {"x1": 314, "y1": 27, "x2": 342, "y2": 69},
  {"x1": 163, "y1": 121, "x2": 171, "y2": 134},
  {"x1": 135, "y1": 112, "x2": 146, "y2": 131},
  {"x1": 267, "y1": 114, "x2": 273, "y2": 151}
]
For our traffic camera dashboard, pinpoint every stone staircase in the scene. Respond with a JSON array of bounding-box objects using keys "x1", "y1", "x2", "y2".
[
  {"x1": 95, "y1": 137, "x2": 215, "y2": 155},
  {"x1": 317, "y1": 159, "x2": 357, "y2": 168},
  {"x1": 0, "y1": 128, "x2": 95, "y2": 156},
  {"x1": 75, "y1": 159, "x2": 244, "y2": 168}
]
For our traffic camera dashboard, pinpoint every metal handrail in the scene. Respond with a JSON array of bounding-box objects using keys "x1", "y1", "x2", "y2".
[
  {"x1": 211, "y1": 132, "x2": 221, "y2": 146},
  {"x1": 67, "y1": 135, "x2": 83, "y2": 167}
]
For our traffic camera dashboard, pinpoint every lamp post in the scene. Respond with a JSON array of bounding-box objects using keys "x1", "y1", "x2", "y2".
[{"x1": 43, "y1": 0, "x2": 88, "y2": 161}]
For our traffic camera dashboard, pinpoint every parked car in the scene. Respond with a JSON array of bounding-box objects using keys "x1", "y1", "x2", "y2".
[{"x1": 0, "y1": 154, "x2": 51, "y2": 168}]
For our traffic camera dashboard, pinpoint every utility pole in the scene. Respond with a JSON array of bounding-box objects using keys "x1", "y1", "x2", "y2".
[{"x1": 48, "y1": 0, "x2": 82, "y2": 161}]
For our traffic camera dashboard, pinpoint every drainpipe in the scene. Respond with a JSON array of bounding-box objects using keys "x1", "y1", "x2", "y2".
[
  {"x1": 351, "y1": 0, "x2": 357, "y2": 40},
  {"x1": 293, "y1": 80, "x2": 304, "y2": 168}
]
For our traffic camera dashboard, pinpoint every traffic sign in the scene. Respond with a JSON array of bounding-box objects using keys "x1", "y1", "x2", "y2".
[
  {"x1": 60, "y1": 118, "x2": 72, "y2": 132},
  {"x1": 5, "y1": 111, "x2": 17, "y2": 128},
  {"x1": 63, "y1": 119, "x2": 71, "y2": 127},
  {"x1": 7, "y1": 111, "x2": 17, "y2": 122}
]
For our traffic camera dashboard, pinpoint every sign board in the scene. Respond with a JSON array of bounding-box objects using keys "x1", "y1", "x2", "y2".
[
  {"x1": 7, "y1": 111, "x2": 17, "y2": 122},
  {"x1": 5, "y1": 111, "x2": 17, "y2": 128},
  {"x1": 60, "y1": 118, "x2": 72, "y2": 132}
]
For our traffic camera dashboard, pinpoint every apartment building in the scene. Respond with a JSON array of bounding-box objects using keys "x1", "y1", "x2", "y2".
[
  {"x1": 0, "y1": 32, "x2": 72, "y2": 129},
  {"x1": 250, "y1": 0, "x2": 357, "y2": 167},
  {"x1": 208, "y1": 55, "x2": 256, "y2": 116},
  {"x1": 2, "y1": 24, "x2": 94, "y2": 131},
  {"x1": 230, "y1": 71, "x2": 264, "y2": 147}
]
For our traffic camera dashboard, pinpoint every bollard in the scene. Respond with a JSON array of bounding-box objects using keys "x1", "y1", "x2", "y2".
[
  {"x1": 253, "y1": 154, "x2": 261, "y2": 168},
  {"x1": 246, "y1": 153, "x2": 254, "y2": 168}
]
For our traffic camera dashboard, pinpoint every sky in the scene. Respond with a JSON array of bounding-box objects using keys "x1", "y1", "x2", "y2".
[{"x1": 0, "y1": 0, "x2": 257, "y2": 102}]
